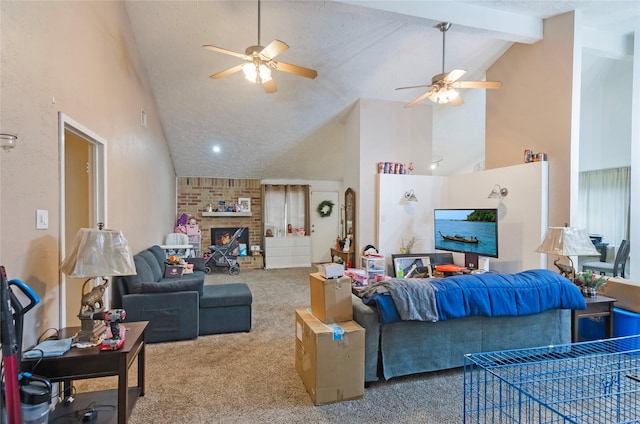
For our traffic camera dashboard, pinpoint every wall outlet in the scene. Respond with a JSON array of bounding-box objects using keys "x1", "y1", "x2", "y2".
[{"x1": 36, "y1": 209, "x2": 48, "y2": 229}]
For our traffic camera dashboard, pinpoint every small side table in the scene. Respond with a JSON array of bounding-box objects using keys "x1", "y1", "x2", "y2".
[
  {"x1": 572, "y1": 295, "x2": 616, "y2": 342},
  {"x1": 330, "y1": 247, "x2": 354, "y2": 268}
]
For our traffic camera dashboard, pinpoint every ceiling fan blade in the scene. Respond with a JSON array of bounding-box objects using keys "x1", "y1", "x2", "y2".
[
  {"x1": 274, "y1": 61, "x2": 318, "y2": 79},
  {"x1": 263, "y1": 78, "x2": 277, "y2": 94},
  {"x1": 202, "y1": 45, "x2": 248, "y2": 59},
  {"x1": 395, "y1": 84, "x2": 432, "y2": 91},
  {"x1": 210, "y1": 64, "x2": 244, "y2": 79},
  {"x1": 455, "y1": 81, "x2": 503, "y2": 89},
  {"x1": 443, "y1": 69, "x2": 466, "y2": 82},
  {"x1": 403, "y1": 89, "x2": 435, "y2": 109},
  {"x1": 260, "y1": 40, "x2": 289, "y2": 60},
  {"x1": 451, "y1": 95, "x2": 465, "y2": 106}
]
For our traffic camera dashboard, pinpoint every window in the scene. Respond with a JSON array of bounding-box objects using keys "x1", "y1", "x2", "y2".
[
  {"x1": 262, "y1": 184, "x2": 310, "y2": 236},
  {"x1": 578, "y1": 166, "x2": 630, "y2": 244}
]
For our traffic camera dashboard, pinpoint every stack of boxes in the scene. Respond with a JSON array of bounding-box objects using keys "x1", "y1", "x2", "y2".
[{"x1": 295, "y1": 263, "x2": 365, "y2": 405}]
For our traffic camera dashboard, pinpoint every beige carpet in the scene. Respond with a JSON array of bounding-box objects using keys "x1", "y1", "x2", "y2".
[{"x1": 76, "y1": 267, "x2": 465, "y2": 423}]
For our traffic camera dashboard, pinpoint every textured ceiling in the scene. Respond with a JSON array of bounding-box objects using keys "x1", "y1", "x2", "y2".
[{"x1": 124, "y1": 0, "x2": 639, "y2": 179}]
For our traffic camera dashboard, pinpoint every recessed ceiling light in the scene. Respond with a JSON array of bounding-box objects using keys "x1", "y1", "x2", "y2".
[{"x1": 213, "y1": 145, "x2": 221, "y2": 153}]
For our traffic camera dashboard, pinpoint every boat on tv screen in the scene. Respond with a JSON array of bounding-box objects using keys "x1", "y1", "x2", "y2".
[{"x1": 434, "y1": 209, "x2": 498, "y2": 258}]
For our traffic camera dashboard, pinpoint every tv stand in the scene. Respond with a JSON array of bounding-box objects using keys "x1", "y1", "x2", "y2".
[{"x1": 464, "y1": 253, "x2": 478, "y2": 270}]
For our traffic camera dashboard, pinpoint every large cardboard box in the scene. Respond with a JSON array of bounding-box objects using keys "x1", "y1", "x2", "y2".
[
  {"x1": 295, "y1": 308, "x2": 364, "y2": 405},
  {"x1": 603, "y1": 277, "x2": 640, "y2": 313},
  {"x1": 309, "y1": 272, "x2": 352, "y2": 323}
]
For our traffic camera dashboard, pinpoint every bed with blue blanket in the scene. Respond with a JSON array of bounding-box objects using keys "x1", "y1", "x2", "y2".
[
  {"x1": 352, "y1": 269, "x2": 586, "y2": 382},
  {"x1": 361, "y1": 269, "x2": 586, "y2": 324}
]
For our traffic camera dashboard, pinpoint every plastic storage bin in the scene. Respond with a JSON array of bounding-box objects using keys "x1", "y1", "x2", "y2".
[
  {"x1": 578, "y1": 316, "x2": 605, "y2": 341},
  {"x1": 579, "y1": 307, "x2": 640, "y2": 343},
  {"x1": 20, "y1": 402, "x2": 49, "y2": 424},
  {"x1": 613, "y1": 307, "x2": 640, "y2": 337}
]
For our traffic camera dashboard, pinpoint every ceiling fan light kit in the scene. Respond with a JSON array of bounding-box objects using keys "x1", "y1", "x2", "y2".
[
  {"x1": 397, "y1": 22, "x2": 502, "y2": 108},
  {"x1": 203, "y1": 0, "x2": 317, "y2": 94},
  {"x1": 242, "y1": 62, "x2": 272, "y2": 83}
]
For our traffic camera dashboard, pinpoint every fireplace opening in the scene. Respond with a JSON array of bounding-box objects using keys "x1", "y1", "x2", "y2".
[{"x1": 210, "y1": 227, "x2": 249, "y2": 255}]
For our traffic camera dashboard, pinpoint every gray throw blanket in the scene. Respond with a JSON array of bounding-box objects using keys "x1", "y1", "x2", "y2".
[
  {"x1": 358, "y1": 278, "x2": 438, "y2": 322},
  {"x1": 388, "y1": 279, "x2": 438, "y2": 322}
]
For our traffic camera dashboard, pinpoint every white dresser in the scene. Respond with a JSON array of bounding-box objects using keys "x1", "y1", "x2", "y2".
[{"x1": 263, "y1": 236, "x2": 311, "y2": 269}]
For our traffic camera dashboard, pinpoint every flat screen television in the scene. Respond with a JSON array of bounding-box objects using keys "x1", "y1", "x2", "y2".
[{"x1": 434, "y1": 208, "x2": 498, "y2": 269}]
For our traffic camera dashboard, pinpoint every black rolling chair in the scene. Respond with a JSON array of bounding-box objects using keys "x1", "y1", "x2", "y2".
[{"x1": 582, "y1": 239, "x2": 630, "y2": 278}]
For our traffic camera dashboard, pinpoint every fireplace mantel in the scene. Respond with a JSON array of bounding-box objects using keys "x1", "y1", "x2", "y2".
[{"x1": 202, "y1": 212, "x2": 252, "y2": 217}]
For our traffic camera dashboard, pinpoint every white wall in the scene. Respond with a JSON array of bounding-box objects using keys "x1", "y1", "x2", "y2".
[
  {"x1": 376, "y1": 162, "x2": 548, "y2": 274},
  {"x1": 447, "y1": 162, "x2": 549, "y2": 273},
  {"x1": 347, "y1": 98, "x2": 433, "y2": 259},
  {"x1": 579, "y1": 55, "x2": 633, "y2": 172},
  {"x1": 377, "y1": 173, "x2": 447, "y2": 264},
  {"x1": 0, "y1": 2, "x2": 176, "y2": 348},
  {"x1": 630, "y1": 29, "x2": 640, "y2": 280}
]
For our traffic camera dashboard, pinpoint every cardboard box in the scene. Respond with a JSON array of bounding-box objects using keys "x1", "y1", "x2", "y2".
[
  {"x1": 316, "y1": 262, "x2": 344, "y2": 279},
  {"x1": 603, "y1": 277, "x2": 640, "y2": 313},
  {"x1": 294, "y1": 308, "x2": 364, "y2": 405},
  {"x1": 309, "y1": 273, "x2": 352, "y2": 323}
]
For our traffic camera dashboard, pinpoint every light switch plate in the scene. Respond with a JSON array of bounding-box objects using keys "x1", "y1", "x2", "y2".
[{"x1": 36, "y1": 209, "x2": 48, "y2": 229}]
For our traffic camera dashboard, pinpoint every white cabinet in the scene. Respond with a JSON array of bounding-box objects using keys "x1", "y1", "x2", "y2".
[{"x1": 264, "y1": 236, "x2": 311, "y2": 269}]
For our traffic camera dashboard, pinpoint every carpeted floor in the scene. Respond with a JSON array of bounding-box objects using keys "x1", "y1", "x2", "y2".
[{"x1": 76, "y1": 267, "x2": 465, "y2": 423}]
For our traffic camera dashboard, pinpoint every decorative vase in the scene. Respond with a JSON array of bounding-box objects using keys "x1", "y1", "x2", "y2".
[
  {"x1": 399, "y1": 247, "x2": 407, "y2": 254},
  {"x1": 581, "y1": 286, "x2": 598, "y2": 298}
]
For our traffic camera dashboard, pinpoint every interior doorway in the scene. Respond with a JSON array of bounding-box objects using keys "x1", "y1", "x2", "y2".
[
  {"x1": 58, "y1": 113, "x2": 106, "y2": 328},
  {"x1": 310, "y1": 190, "x2": 339, "y2": 263}
]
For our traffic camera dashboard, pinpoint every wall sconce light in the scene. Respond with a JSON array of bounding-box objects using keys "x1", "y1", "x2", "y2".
[
  {"x1": 404, "y1": 189, "x2": 418, "y2": 202},
  {"x1": 0, "y1": 133, "x2": 18, "y2": 151},
  {"x1": 430, "y1": 159, "x2": 443, "y2": 170},
  {"x1": 488, "y1": 184, "x2": 508, "y2": 199}
]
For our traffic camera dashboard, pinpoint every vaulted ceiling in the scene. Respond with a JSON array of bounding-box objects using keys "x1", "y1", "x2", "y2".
[{"x1": 124, "y1": 0, "x2": 639, "y2": 179}]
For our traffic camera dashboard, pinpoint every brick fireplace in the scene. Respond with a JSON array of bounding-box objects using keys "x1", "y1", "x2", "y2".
[
  {"x1": 210, "y1": 227, "x2": 249, "y2": 248},
  {"x1": 177, "y1": 177, "x2": 263, "y2": 269}
]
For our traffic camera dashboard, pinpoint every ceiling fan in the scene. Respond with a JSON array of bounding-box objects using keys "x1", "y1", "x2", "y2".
[
  {"x1": 202, "y1": 0, "x2": 317, "y2": 94},
  {"x1": 396, "y1": 22, "x2": 502, "y2": 108}
]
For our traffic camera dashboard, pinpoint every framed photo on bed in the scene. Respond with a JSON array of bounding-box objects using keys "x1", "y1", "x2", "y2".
[{"x1": 392, "y1": 254, "x2": 433, "y2": 278}]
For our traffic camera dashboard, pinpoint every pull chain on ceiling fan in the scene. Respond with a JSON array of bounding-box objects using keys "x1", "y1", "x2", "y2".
[
  {"x1": 396, "y1": 22, "x2": 502, "y2": 108},
  {"x1": 202, "y1": 0, "x2": 317, "y2": 94}
]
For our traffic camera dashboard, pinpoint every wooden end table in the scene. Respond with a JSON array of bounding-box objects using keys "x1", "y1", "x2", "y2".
[
  {"x1": 571, "y1": 295, "x2": 616, "y2": 342},
  {"x1": 21, "y1": 321, "x2": 148, "y2": 423},
  {"x1": 330, "y1": 247, "x2": 354, "y2": 268}
]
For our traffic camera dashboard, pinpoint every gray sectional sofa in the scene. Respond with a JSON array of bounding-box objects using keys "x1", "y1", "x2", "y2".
[
  {"x1": 112, "y1": 245, "x2": 252, "y2": 343},
  {"x1": 352, "y1": 296, "x2": 571, "y2": 382}
]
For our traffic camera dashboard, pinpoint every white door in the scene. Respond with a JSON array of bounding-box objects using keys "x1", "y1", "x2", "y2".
[{"x1": 310, "y1": 190, "x2": 340, "y2": 263}]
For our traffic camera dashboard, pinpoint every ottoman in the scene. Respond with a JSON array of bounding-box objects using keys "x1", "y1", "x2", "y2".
[{"x1": 198, "y1": 283, "x2": 252, "y2": 335}]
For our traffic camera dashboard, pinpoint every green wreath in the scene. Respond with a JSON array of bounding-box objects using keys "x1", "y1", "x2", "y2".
[{"x1": 317, "y1": 200, "x2": 334, "y2": 218}]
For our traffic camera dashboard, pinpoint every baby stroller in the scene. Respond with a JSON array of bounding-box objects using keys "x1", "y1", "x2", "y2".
[{"x1": 204, "y1": 227, "x2": 244, "y2": 275}]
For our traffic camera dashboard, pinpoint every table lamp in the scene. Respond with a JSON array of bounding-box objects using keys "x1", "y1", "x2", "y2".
[
  {"x1": 536, "y1": 225, "x2": 600, "y2": 279},
  {"x1": 60, "y1": 225, "x2": 136, "y2": 343}
]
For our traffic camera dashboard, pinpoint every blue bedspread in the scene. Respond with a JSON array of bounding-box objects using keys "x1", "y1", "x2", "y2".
[{"x1": 363, "y1": 269, "x2": 586, "y2": 324}]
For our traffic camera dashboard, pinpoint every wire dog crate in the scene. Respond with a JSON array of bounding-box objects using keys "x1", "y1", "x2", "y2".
[{"x1": 464, "y1": 335, "x2": 640, "y2": 423}]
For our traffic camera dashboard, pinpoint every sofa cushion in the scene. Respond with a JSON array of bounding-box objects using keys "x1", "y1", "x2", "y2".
[
  {"x1": 139, "y1": 250, "x2": 163, "y2": 282},
  {"x1": 200, "y1": 283, "x2": 252, "y2": 308},
  {"x1": 149, "y1": 245, "x2": 167, "y2": 267},
  {"x1": 124, "y1": 255, "x2": 154, "y2": 294},
  {"x1": 140, "y1": 278, "x2": 204, "y2": 295}
]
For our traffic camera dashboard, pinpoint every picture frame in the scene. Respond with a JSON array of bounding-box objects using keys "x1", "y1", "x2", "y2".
[
  {"x1": 238, "y1": 197, "x2": 251, "y2": 213},
  {"x1": 391, "y1": 254, "x2": 433, "y2": 278}
]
